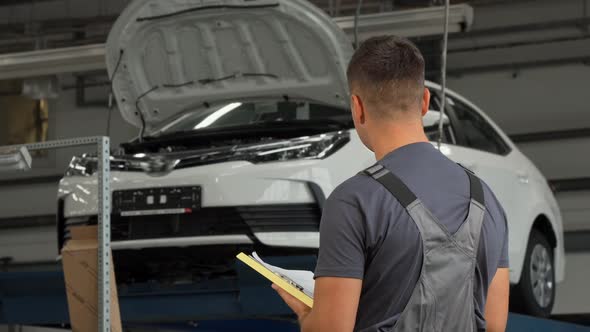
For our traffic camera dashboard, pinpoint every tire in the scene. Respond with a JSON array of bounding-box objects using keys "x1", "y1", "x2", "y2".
[{"x1": 510, "y1": 229, "x2": 555, "y2": 317}]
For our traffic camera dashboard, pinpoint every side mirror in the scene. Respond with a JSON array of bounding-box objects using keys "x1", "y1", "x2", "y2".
[{"x1": 423, "y1": 110, "x2": 449, "y2": 128}]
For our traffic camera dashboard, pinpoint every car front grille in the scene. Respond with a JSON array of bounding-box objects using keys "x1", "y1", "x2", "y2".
[
  {"x1": 237, "y1": 204, "x2": 321, "y2": 232},
  {"x1": 60, "y1": 203, "x2": 321, "y2": 245},
  {"x1": 58, "y1": 203, "x2": 321, "y2": 285},
  {"x1": 111, "y1": 207, "x2": 250, "y2": 241}
]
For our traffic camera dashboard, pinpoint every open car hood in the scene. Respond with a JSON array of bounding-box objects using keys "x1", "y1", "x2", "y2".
[{"x1": 106, "y1": 0, "x2": 353, "y2": 131}]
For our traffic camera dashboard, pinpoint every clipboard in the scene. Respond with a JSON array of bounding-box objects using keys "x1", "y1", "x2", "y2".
[{"x1": 237, "y1": 252, "x2": 314, "y2": 308}]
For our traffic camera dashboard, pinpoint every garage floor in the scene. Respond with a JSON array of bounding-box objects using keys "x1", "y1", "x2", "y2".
[{"x1": 0, "y1": 252, "x2": 589, "y2": 331}]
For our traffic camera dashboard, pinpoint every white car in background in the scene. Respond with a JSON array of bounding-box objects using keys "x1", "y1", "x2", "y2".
[{"x1": 57, "y1": 0, "x2": 564, "y2": 317}]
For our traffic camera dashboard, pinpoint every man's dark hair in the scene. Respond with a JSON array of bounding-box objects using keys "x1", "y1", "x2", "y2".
[{"x1": 347, "y1": 35, "x2": 425, "y2": 118}]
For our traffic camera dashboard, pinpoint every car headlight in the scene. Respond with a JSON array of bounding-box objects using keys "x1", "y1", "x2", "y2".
[
  {"x1": 65, "y1": 155, "x2": 132, "y2": 177},
  {"x1": 242, "y1": 131, "x2": 350, "y2": 163},
  {"x1": 65, "y1": 153, "x2": 182, "y2": 177},
  {"x1": 64, "y1": 131, "x2": 351, "y2": 176}
]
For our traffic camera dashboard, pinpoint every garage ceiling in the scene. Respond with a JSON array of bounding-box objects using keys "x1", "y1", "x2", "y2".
[
  {"x1": 0, "y1": 0, "x2": 587, "y2": 82},
  {"x1": 0, "y1": 0, "x2": 473, "y2": 54}
]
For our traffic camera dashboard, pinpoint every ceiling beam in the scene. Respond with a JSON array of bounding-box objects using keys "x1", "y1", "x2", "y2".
[{"x1": 0, "y1": 44, "x2": 106, "y2": 80}]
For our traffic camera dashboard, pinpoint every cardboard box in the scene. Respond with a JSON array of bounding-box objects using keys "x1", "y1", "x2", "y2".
[{"x1": 62, "y1": 226, "x2": 122, "y2": 332}]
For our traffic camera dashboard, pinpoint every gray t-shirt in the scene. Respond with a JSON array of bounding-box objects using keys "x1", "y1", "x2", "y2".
[{"x1": 314, "y1": 142, "x2": 508, "y2": 332}]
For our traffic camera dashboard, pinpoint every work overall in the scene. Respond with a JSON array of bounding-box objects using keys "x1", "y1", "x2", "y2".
[{"x1": 362, "y1": 163, "x2": 486, "y2": 332}]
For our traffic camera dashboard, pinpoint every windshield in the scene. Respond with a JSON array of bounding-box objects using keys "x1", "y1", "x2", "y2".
[{"x1": 153, "y1": 100, "x2": 352, "y2": 136}]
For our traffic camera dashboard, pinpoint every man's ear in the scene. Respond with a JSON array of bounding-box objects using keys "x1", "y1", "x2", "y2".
[
  {"x1": 421, "y1": 88, "x2": 431, "y2": 117},
  {"x1": 351, "y1": 94, "x2": 366, "y2": 124}
]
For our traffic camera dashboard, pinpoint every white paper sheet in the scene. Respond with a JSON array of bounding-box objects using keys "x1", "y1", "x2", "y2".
[{"x1": 252, "y1": 252, "x2": 315, "y2": 298}]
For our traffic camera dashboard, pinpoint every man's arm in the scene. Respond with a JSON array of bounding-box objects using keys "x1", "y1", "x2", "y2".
[
  {"x1": 485, "y1": 268, "x2": 509, "y2": 332},
  {"x1": 274, "y1": 277, "x2": 362, "y2": 332},
  {"x1": 273, "y1": 188, "x2": 367, "y2": 332}
]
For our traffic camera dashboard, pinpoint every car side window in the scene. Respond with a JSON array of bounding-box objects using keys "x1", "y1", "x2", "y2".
[
  {"x1": 429, "y1": 93, "x2": 441, "y2": 110},
  {"x1": 425, "y1": 94, "x2": 455, "y2": 144},
  {"x1": 425, "y1": 121, "x2": 455, "y2": 144},
  {"x1": 447, "y1": 96, "x2": 510, "y2": 155}
]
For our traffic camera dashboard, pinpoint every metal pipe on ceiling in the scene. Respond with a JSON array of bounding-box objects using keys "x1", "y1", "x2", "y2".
[
  {"x1": 449, "y1": 35, "x2": 590, "y2": 53},
  {"x1": 438, "y1": 55, "x2": 590, "y2": 77},
  {"x1": 437, "y1": 0, "x2": 450, "y2": 149},
  {"x1": 456, "y1": 17, "x2": 590, "y2": 39}
]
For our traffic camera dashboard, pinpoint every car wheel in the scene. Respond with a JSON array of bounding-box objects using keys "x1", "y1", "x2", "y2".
[{"x1": 510, "y1": 229, "x2": 555, "y2": 317}]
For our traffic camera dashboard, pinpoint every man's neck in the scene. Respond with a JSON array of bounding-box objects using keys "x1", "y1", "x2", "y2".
[{"x1": 371, "y1": 121, "x2": 429, "y2": 161}]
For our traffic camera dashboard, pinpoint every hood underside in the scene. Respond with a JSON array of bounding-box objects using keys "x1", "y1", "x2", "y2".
[{"x1": 106, "y1": 0, "x2": 354, "y2": 132}]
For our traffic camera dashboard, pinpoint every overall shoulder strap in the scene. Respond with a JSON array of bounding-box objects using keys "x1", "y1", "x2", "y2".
[
  {"x1": 362, "y1": 163, "x2": 475, "y2": 250},
  {"x1": 361, "y1": 163, "x2": 418, "y2": 208},
  {"x1": 452, "y1": 165, "x2": 487, "y2": 254},
  {"x1": 458, "y1": 164, "x2": 485, "y2": 206}
]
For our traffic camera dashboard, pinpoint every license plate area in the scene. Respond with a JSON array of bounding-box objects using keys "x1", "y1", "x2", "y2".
[{"x1": 113, "y1": 186, "x2": 201, "y2": 216}]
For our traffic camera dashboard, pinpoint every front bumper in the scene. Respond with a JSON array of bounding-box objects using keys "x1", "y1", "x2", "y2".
[
  {"x1": 58, "y1": 159, "x2": 338, "y2": 250},
  {"x1": 57, "y1": 161, "x2": 331, "y2": 284},
  {"x1": 56, "y1": 134, "x2": 374, "y2": 283},
  {"x1": 60, "y1": 160, "x2": 335, "y2": 217}
]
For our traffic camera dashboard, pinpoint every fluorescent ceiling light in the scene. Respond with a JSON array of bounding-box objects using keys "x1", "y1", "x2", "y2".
[
  {"x1": 194, "y1": 102, "x2": 242, "y2": 129},
  {"x1": 0, "y1": 146, "x2": 32, "y2": 172}
]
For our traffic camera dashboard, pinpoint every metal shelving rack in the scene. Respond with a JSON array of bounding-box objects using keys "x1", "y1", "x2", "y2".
[{"x1": 0, "y1": 136, "x2": 111, "y2": 332}]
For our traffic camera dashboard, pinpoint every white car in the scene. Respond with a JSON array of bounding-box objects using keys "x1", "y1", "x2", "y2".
[{"x1": 57, "y1": 0, "x2": 564, "y2": 317}]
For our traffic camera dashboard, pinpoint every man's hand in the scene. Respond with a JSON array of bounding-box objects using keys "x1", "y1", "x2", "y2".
[
  {"x1": 272, "y1": 277, "x2": 362, "y2": 332},
  {"x1": 272, "y1": 284, "x2": 311, "y2": 323}
]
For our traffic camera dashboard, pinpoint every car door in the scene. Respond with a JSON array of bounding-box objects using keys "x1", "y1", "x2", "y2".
[{"x1": 440, "y1": 93, "x2": 528, "y2": 237}]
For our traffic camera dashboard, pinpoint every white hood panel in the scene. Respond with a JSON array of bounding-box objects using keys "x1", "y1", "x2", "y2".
[{"x1": 106, "y1": 0, "x2": 353, "y2": 130}]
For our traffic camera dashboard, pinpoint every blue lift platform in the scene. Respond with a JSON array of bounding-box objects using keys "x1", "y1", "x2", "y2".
[{"x1": 0, "y1": 256, "x2": 588, "y2": 331}]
